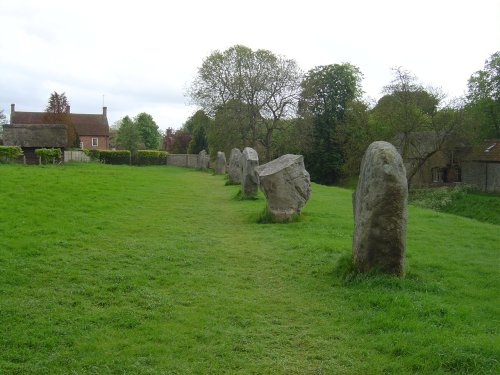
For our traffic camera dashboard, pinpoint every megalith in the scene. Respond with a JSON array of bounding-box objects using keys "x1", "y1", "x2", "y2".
[
  {"x1": 215, "y1": 151, "x2": 226, "y2": 174},
  {"x1": 241, "y1": 147, "x2": 259, "y2": 196},
  {"x1": 228, "y1": 148, "x2": 242, "y2": 183},
  {"x1": 255, "y1": 154, "x2": 311, "y2": 221},
  {"x1": 352, "y1": 141, "x2": 408, "y2": 276},
  {"x1": 197, "y1": 149, "x2": 209, "y2": 170}
]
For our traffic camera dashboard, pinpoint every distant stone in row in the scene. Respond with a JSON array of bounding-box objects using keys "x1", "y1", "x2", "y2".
[
  {"x1": 228, "y1": 148, "x2": 242, "y2": 183},
  {"x1": 256, "y1": 154, "x2": 311, "y2": 222},
  {"x1": 241, "y1": 147, "x2": 259, "y2": 197}
]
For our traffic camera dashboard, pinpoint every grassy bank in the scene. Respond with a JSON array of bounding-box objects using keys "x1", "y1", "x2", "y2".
[{"x1": 0, "y1": 164, "x2": 498, "y2": 374}]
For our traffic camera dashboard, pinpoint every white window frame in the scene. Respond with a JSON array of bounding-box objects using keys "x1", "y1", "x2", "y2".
[{"x1": 92, "y1": 137, "x2": 98, "y2": 147}]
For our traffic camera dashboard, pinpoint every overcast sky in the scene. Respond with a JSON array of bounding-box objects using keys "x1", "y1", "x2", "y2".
[{"x1": 1, "y1": 0, "x2": 499, "y2": 131}]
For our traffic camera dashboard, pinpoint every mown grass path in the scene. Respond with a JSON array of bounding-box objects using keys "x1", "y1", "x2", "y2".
[{"x1": 0, "y1": 164, "x2": 498, "y2": 374}]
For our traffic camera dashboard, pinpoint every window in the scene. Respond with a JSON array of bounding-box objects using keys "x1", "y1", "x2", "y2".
[
  {"x1": 92, "y1": 138, "x2": 98, "y2": 147},
  {"x1": 431, "y1": 167, "x2": 444, "y2": 183}
]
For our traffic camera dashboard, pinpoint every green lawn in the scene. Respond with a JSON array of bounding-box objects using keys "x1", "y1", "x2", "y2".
[{"x1": 0, "y1": 163, "x2": 498, "y2": 374}]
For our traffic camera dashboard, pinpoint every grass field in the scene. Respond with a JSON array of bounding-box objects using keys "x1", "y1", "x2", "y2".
[{"x1": 0, "y1": 163, "x2": 498, "y2": 374}]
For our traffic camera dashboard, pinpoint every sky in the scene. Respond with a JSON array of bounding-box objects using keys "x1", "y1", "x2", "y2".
[{"x1": 1, "y1": 0, "x2": 499, "y2": 131}]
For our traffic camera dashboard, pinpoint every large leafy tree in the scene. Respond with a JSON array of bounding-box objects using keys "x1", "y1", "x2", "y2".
[
  {"x1": 43, "y1": 91, "x2": 79, "y2": 148},
  {"x1": 189, "y1": 45, "x2": 301, "y2": 160},
  {"x1": 299, "y1": 63, "x2": 363, "y2": 184},
  {"x1": 116, "y1": 116, "x2": 142, "y2": 152},
  {"x1": 466, "y1": 51, "x2": 500, "y2": 139},
  {"x1": 134, "y1": 112, "x2": 161, "y2": 149},
  {"x1": 371, "y1": 67, "x2": 464, "y2": 188}
]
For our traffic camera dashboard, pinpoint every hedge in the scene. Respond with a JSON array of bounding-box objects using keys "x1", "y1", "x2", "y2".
[
  {"x1": 35, "y1": 148, "x2": 62, "y2": 164},
  {"x1": 85, "y1": 149, "x2": 131, "y2": 165},
  {"x1": 0, "y1": 146, "x2": 23, "y2": 161},
  {"x1": 134, "y1": 150, "x2": 168, "y2": 165}
]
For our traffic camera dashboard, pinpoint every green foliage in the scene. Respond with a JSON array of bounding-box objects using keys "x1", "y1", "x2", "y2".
[
  {"x1": 34, "y1": 148, "x2": 62, "y2": 163},
  {"x1": 410, "y1": 185, "x2": 500, "y2": 225},
  {"x1": 135, "y1": 112, "x2": 161, "y2": 149},
  {"x1": 0, "y1": 146, "x2": 23, "y2": 161},
  {"x1": 185, "y1": 110, "x2": 211, "y2": 154},
  {"x1": 465, "y1": 51, "x2": 500, "y2": 139},
  {"x1": 255, "y1": 207, "x2": 301, "y2": 224},
  {"x1": 299, "y1": 63, "x2": 363, "y2": 184},
  {"x1": 409, "y1": 185, "x2": 473, "y2": 211},
  {"x1": 116, "y1": 115, "x2": 143, "y2": 152},
  {"x1": 134, "y1": 150, "x2": 168, "y2": 165},
  {"x1": 98, "y1": 150, "x2": 131, "y2": 164}
]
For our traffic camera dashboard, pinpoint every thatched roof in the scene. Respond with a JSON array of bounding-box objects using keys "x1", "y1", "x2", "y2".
[
  {"x1": 11, "y1": 110, "x2": 109, "y2": 136},
  {"x1": 2, "y1": 124, "x2": 67, "y2": 147}
]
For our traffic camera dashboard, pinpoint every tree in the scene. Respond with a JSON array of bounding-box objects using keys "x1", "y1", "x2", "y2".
[
  {"x1": 189, "y1": 45, "x2": 302, "y2": 159},
  {"x1": 466, "y1": 51, "x2": 500, "y2": 139},
  {"x1": 371, "y1": 67, "x2": 463, "y2": 188},
  {"x1": 299, "y1": 63, "x2": 363, "y2": 184},
  {"x1": 184, "y1": 110, "x2": 211, "y2": 154},
  {"x1": 0, "y1": 109, "x2": 7, "y2": 141},
  {"x1": 169, "y1": 130, "x2": 192, "y2": 154},
  {"x1": 44, "y1": 91, "x2": 79, "y2": 148},
  {"x1": 134, "y1": 112, "x2": 161, "y2": 149},
  {"x1": 116, "y1": 116, "x2": 142, "y2": 152}
]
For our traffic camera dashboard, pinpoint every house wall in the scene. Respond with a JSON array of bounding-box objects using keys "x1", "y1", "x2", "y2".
[
  {"x1": 407, "y1": 151, "x2": 449, "y2": 187},
  {"x1": 462, "y1": 161, "x2": 500, "y2": 193},
  {"x1": 80, "y1": 135, "x2": 109, "y2": 150}
]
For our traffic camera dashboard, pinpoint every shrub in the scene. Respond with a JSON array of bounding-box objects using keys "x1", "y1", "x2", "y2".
[
  {"x1": 409, "y1": 185, "x2": 473, "y2": 211},
  {"x1": 84, "y1": 149, "x2": 101, "y2": 161},
  {"x1": 98, "y1": 150, "x2": 131, "y2": 165},
  {"x1": 134, "y1": 150, "x2": 168, "y2": 166},
  {"x1": 0, "y1": 146, "x2": 23, "y2": 162},
  {"x1": 35, "y1": 148, "x2": 62, "y2": 164}
]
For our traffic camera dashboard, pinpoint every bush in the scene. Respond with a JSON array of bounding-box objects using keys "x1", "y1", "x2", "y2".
[
  {"x1": 84, "y1": 150, "x2": 131, "y2": 164},
  {"x1": 35, "y1": 148, "x2": 62, "y2": 164},
  {"x1": 0, "y1": 146, "x2": 23, "y2": 162},
  {"x1": 409, "y1": 185, "x2": 473, "y2": 211},
  {"x1": 134, "y1": 150, "x2": 168, "y2": 166},
  {"x1": 98, "y1": 150, "x2": 131, "y2": 165}
]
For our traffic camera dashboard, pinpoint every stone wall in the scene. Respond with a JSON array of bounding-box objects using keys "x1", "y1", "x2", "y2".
[
  {"x1": 462, "y1": 161, "x2": 500, "y2": 193},
  {"x1": 166, "y1": 154, "x2": 198, "y2": 168}
]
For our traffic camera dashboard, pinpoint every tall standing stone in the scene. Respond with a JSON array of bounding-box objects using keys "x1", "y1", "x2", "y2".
[
  {"x1": 255, "y1": 154, "x2": 311, "y2": 221},
  {"x1": 197, "y1": 149, "x2": 209, "y2": 170},
  {"x1": 215, "y1": 151, "x2": 227, "y2": 174},
  {"x1": 228, "y1": 148, "x2": 242, "y2": 183},
  {"x1": 352, "y1": 141, "x2": 408, "y2": 276},
  {"x1": 241, "y1": 147, "x2": 259, "y2": 196}
]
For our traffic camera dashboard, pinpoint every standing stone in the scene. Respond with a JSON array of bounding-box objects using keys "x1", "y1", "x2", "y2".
[
  {"x1": 215, "y1": 151, "x2": 227, "y2": 174},
  {"x1": 352, "y1": 141, "x2": 408, "y2": 276},
  {"x1": 228, "y1": 148, "x2": 242, "y2": 183},
  {"x1": 255, "y1": 154, "x2": 311, "y2": 221},
  {"x1": 197, "y1": 149, "x2": 209, "y2": 170},
  {"x1": 241, "y1": 147, "x2": 259, "y2": 196}
]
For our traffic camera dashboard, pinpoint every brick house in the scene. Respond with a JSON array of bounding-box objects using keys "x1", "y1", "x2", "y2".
[{"x1": 10, "y1": 104, "x2": 109, "y2": 150}]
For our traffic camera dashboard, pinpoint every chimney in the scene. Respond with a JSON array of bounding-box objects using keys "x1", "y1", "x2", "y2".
[
  {"x1": 66, "y1": 105, "x2": 70, "y2": 113},
  {"x1": 10, "y1": 104, "x2": 15, "y2": 123},
  {"x1": 103, "y1": 106, "x2": 107, "y2": 117}
]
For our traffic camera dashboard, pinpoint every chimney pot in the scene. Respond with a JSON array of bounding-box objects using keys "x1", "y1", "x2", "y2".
[{"x1": 103, "y1": 106, "x2": 107, "y2": 117}]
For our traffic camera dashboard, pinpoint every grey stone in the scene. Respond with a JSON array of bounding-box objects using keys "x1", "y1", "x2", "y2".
[
  {"x1": 197, "y1": 149, "x2": 209, "y2": 170},
  {"x1": 228, "y1": 148, "x2": 242, "y2": 183},
  {"x1": 255, "y1": 154, "x2": 311, "y2": 221},
  {"x1": 215, "y1": 151, "x2": 226, "y2": 174},
  {"x1": 352, "y1": 141, "x2": 408, "y2": 276},
  {"x1": 241, "y1": 147, "x2": 259, "y2": 196}
]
